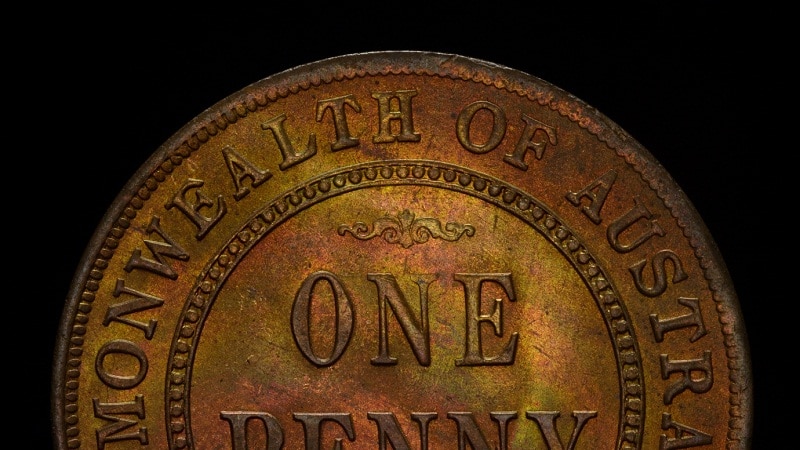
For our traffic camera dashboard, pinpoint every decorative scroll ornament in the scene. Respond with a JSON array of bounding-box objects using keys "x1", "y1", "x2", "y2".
[{"x1": 338, "y1": 209, "x2": 476, "y2": 248}]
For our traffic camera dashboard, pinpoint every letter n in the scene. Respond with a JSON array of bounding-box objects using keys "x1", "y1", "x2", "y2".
[{"x1": 367, "y1": 273, "x2": 431, "y2": 366}]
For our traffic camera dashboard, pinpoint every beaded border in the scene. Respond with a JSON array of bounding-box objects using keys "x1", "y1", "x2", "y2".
[{"x1": 165, "y1": 160, "x2": 645, "y2": 450}]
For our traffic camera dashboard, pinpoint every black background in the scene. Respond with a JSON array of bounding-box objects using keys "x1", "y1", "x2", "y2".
[{"x1": 30, "y1": 5, "x2": 783, "y2": 448}]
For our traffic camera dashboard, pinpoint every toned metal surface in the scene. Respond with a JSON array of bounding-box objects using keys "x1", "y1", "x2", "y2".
[{"x1": 52, "y1": 51, "x2": 751, "y2": 449}]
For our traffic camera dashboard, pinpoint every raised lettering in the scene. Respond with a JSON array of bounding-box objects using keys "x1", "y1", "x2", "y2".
[
  {"x1": 372, "y1": 90, "x2": 421, "y2": 143},
  {"x1": 261, "y1": 113, "x2": 318, "y2": 170},
  {"x1": 316, "y1": 94, "x2": 362, "y2": 151},
  {"x1": 503, "y1": 114, "x2": 557, "y2": 170},
  {"x1": 367, "y1": 412, "x2": 413, "y2": 450},
  {"x1": 124, "y1": 216, "x2": 189, "y2": 279},
  {"x1": 629, "y1": 250, "x2": 688, "y2": 297},
  {"x1": 291, "y1": 271, "x2": 354, "y2": 367},
  {"x1": 166, "y1": 178, "x2": 227, "y2": 240},
  {"x1": 660, "y1": 412, "x2": 713, "y2": 449},
  {"x1": 222, "y1": 146, "x2": 272, "y2": 200},
  {"x1": 607, "y1": 198, "x2": 665, "y2": 253},
  {"x1": 651, "y1": 298, "x2": 707, "y2": 343},
  {"x1": 456, "y1": 101, "x2": 507, "y2": 154},
  {"x1": 93, "y1": 394, "x2": 148, "y2": 448},
  {"x1": 491, "y1": 412, "x2": 517, "y2": 450},
  {"x1": 95, "y1": 339, "x2": 148, "y2": 389},
  {"x1": 104, "y1": 279, "x2": 165, "y2": 339},
  {"x1": 454, "y1": 273, "x2": 518, "y2": 366},
  {"x1": 565, "y1": 170, "x2": 618, "y2": 225},
  {"x1": 367, "y1": 274, "x2": 431, "y2": 366},
  {"x1": 660, "y1": 350, "x2": 713, "y2": 404},
  {"x1": 293, "y1": 413, "x2": 355, "y2": 450},
  {"x1": 525, "y1": 411, "x2": 598, "y2": 450},
  {"x1": 447, "y1": 412, "x2": 493, "y2": 450},
  {"x1": 220, "y1": 411, "x2": 284, "y2": 450},
  {"x1": 411, "y1": 413, "x2": 437, "y2": 450},
  {"x1": 211, "y1": 410, "x2": 605, "y2": 448}
]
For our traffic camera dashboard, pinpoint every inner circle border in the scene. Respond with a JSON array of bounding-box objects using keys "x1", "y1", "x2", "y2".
[{"x1": 165, "y1": 160, "x2": 645, "y2": 450}]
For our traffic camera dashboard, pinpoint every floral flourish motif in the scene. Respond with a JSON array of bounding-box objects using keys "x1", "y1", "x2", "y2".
[{"x1": 337, "y1": 209, "x2": 475, "y2": 248}]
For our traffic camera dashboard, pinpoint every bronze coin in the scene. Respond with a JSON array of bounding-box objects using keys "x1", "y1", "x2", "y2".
[{"x1": 52, "y1": 51, "x2": 752, "y2": 449}]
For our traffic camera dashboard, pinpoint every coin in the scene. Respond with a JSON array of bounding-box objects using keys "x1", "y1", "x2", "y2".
[{"x1": 52, "y1": 51, "x2": 752, "y2": 449}]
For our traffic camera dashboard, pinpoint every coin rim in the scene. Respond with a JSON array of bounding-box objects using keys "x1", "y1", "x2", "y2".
[{"x1": 52, "y1": 50, "x2": 753, "y2": 449}]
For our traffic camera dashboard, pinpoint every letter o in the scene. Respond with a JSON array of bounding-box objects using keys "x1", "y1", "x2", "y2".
[
  {"x1": 95, "y1": 339, "x2": 148, "y2": 389},
  {"x1": 456, "y1": 101, "x2": 507, "y2": 154},
  {"x1": 291, "y1": 271, "x2": 354, "y2": 366}
]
